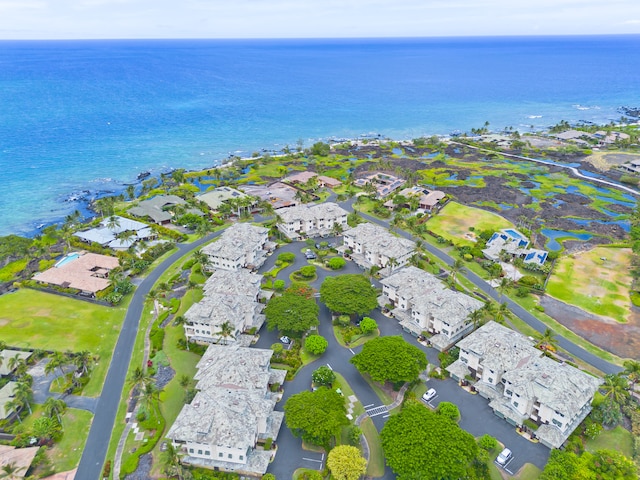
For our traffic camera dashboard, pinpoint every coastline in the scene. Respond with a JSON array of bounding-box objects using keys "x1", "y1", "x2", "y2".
[{"x1": 6, "y1": 123, "x2": 640, "y2": 240}]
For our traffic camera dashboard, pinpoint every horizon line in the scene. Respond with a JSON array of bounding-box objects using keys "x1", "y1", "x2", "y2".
[{"x1": 1, "y1": 32, "x2": 640, "y2": 42}]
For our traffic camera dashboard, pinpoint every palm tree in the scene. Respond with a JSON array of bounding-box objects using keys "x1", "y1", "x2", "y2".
[
  {"x1": 105, "y1": 215, "x2": 121, "y2": 232},
  {"x1": 193, "y1": 250, "x2": 209, "y2": 267},
  {"x1": 146, "y1": 289, "x2": 159, "y2": 316},
  {"x1": 43, "y1": 397, "x2": 67, "y2": 425},
  {"x1": 4, "y1": 397, "x2": 24, "y2": 423},
  {"x1": 161, "y1": 442, "x2": 185, "y2": 480},
  {"x1": 468, "y1": 309, "x2": 484, "y2": 329},
  {"x1": 536, "y1": 328, "x2": 558, "y2": 352},
  {"x1": 7, "y1": 354, "x2": 22, "y2": 375},
  {"x1": 129, "y1": 366, "x2": 153, "y2": 395},
  {"x1": 217, "y1": 321, "x2": 235, "y2": 346},
  {"x1": 623, "y1": 360, "x2": 640, "y2": 391},
  {"x1": 498, "y1": 277, "x2": 511, "y2": 300},
  {"x1": 139, "y1": 382, "x2": 162, "y2": 420},
  {"x1": 116, "y1": 229, "x2": 137, "y2": 249},
  {"x1": 331, "y1": 221, "x2": 344, "y2": 237},
  {"x1": 13, "y1": 381, "x2": 32, "y2": 415},
  {"x1": 126, "y1": 184, "x2": 136, "y2": 201},
  {"x1": 449, "y1": 259, "x2": 465, "y2": 285},
  {"x1": 494, "y1": 302, "x2": 509, "y2": 324},
  {"x1": 386, "y1": 257, "x2": 398, "y2": 274},
  {"x1": 48, "y1": 352, "x2": 68, "y2": 386},
  {"x1": 601, "y1": 373, "x2": 630, "y2": 405},
  {"x1": 179, "y1": 374, "x2": 191, "y2": 389},
  {"x1": 195, "y1": 221, "x2": 212, "y2": 238},
  {"x1": 74, "y1": 350, "x2": 93, "y2": 376}
]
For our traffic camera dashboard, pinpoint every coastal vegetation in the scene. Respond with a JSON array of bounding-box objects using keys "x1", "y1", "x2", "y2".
[{"x1": 1, "y1": 121, "x2": 639, "y2": 478}]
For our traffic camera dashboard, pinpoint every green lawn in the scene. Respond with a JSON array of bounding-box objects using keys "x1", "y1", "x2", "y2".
[
  {"x1": 0, "y1": 289, "x2": 126, "y2": 396},
  {"x1": 546, "y1": 247, "x2": 633, "y2": 323},
  {"x1": 360, "y1": 417, "x2": 385, "y2": 477},
  {"x1": 47, "y1": 408, "x2": 94, "y2": 472},
  {"x1": 426, "y1": 201, "x2": 514, "y2": 246},
  {"x1": 585, "y1": 425, "x2": 633, "y2": 458}
]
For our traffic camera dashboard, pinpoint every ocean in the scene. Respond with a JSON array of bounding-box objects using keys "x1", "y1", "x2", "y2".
[{"x1": 1, "y1": 35, "x2": 639, "y2": 237}]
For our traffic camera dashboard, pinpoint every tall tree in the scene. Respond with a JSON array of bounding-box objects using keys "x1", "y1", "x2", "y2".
[
  {"x1": 265, "y1": 292, "x2": 319, "y2": 337},
  {"x1": 536, "y1": 328, "x2": 558, "y2": 352},
  {"x1": 381, "y1": 401, "x2": 479, "y2": 480},
  {"x1": 327, "y1": 445, "x2": 367, "y2": 480},
  {"x1": 320, "y1": 274, "x2": 378, "y2": 317},
  {"x1": 13, "y1": 381, "x2": 33, "y2": 415},
  {"x1": 601, "y1": 373, "x2": 630, "y2": 405},
  {"x1": 43, "y1": 397, "x2": 67, "y2": 426},
  {"x1": 284, "y1": 387, "x2": 349, "y2": 447},
  {"x1": 351, "y1": 336, "x2": 427, "y2": 384},
  {"x1": 623, "y1": 359, "x2": 640, "y2": 391},
  {"x1": 216, "y1": 321, "x2": 235, "y2": 345}
]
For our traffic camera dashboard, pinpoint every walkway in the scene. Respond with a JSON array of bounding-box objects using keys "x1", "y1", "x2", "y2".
[{"x1": 76, "y1": 232, "x2": 225, "y2": 480}]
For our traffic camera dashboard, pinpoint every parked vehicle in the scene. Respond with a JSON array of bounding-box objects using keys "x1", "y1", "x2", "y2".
[
  {"x1": 422, "y1": 388, "x2": 437, "y2": 402},
  {"x1": 279, "y1": 336, "x2": 291, "y2": 344},
  {"x1": 496, "y1": 448, "x2": 512, "y2": 466}
]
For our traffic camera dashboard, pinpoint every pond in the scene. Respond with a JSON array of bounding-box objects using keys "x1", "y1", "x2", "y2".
[
  {"x1": 392, "y1": 148, "x2": 403, "y2": 155},
  {"x1": 540, "y1": 228, "x2": 593, "y2": 251},
  {"x1": 568, "y1": 218, "x2": 630, "y2": 233},
  {"x1": 596, "y1": 196, "x2": 636, "y2": 208}
]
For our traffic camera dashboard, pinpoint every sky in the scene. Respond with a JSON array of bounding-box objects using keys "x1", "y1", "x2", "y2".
[{"x1": 1, "y1": 0, "x2": 639, "y2": 40}]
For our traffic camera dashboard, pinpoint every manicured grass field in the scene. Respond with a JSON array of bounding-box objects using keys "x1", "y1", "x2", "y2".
[
  {"x1": 546, "y1": 247, "x2": 633, "y2": 323},
  {"x1": 585, "y1": 425, "x2": 633, "y2": 458},
  {"x1": 0, "y1": 289, "x2": 126, "y2": 396},
  {"x1": 426, "y1": 201, "x2": 514, "y2": 246},
  {"x1": 47, "y1": 408, "x2": 94, "y2": 472}
]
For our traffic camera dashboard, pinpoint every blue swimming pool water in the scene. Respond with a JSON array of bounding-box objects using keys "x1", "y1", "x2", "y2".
[{"x1": 55, "y1": 252, "x2": 80, "y2": 268}]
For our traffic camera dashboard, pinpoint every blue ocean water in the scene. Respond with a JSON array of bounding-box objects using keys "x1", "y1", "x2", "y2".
[{"x1": 1, "y1": 35, "x2": 639, "y2": 236}]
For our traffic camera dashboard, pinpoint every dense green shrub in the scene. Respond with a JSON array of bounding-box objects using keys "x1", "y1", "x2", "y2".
[
  {"x1": 327, "y1": 257, "x2": 346, "y2": 270},
  {"x1": 437, "y1": 402, "x2": 460, "y2": 422},
  {"x1": 305, "y1": 335, "x2": 328, "y2": 355},
  {"x1": 359, "y1": 317, "x2": 377, "y2": 334}
]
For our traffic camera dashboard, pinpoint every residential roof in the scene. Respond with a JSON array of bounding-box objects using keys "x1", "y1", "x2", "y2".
[
  {"x1": 166, "y1": 345, "x2": 285, "y2": 452},
  {"x1": 240, "y1": 182, "x2": 299, "y2": 210},
  {"x1": 0, "y1": 445, "x2": 39, "y2": 479},
  {"x1": 502, "y1": 355, "x2": 602, "y2": 419},
  {"x1": 277, "y1": 202, "x2": 348, "y2": 225},
  {"x1": 0, "y1": 382, "x2": 16, "y2": 420},
  {"x1": 74, "y1": 215, "x2": 150, "y2": 246},
  {"x1": 184, "y1": 293, "x2": 260, "y2": 334},
  {"x1": 0, "y1": 350, "x2": 32, "y2": 376},
  {"x1": 203, "y1": 270, "x2": 263, "y2": 298},
  {"x1": 317, "y1": 175, "x2": 342, "y2": 188},
  {"x1": 380, "y1": 265, "x2": 442, "y2": 292},
  {"x1": 197, "y1": 187, "x2": 249, "y2": 210},
  {"x1": 201, "y1": 223, "x2": 268, "y2": 261},
  {"x1": 354, "y1": 172, "x2": 406, "y2": 197},
  {"x1": 284, "y1": 171, "x2": 318, "y2": 184},
  {"x1": 344, "y1": 222, "x2": 415, "y2": 259},
  {"x1": 32, "y1": 252, "x2": 119, "y2": 293},
  {"x1": 193, "y1": 344, "x2": 285, "y2": 392},
  {"x1": 455, "y1": 321, "x2": 541, "y2": 373},
  {"x1": 381, "y1": 266, "x2": 482, "y2": 329},
  {"x1": 483, "y1": 229, "x2": 547, "y2": 266},
  {"x1": 129, "y1": 194, "x2": 186, "y2": 223},
  {"x1": 383, "y1": 186, "x2": 445, "y2": 209}
]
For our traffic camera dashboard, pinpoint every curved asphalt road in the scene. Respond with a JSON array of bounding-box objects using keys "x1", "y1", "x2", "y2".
[
  {"x1": 342, "y1": 197, "x2": 622, "y2": 375},
  {"x1": 77, "y1": 188, "x2": 621, "y2": 479},
  {"x1": 76, "y1": 232, "x2": 224, "y2": 480}
]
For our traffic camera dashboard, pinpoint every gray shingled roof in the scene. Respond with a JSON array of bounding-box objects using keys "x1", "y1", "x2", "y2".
[
  {"x1": 201, "y1": 223, "x2": 268, "y2": 261},
  {"x1": 344, "y1": 222, "x2": 415, "y2": 259}
]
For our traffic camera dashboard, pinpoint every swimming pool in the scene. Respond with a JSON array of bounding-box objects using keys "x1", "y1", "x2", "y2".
[{"x1": 55, "y1": 252, "x2": 80, "y2": 268}]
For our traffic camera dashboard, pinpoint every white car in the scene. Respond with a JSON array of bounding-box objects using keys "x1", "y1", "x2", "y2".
[
  {"x1": 279, "y1": 336, "x2": 291, "y2": 344},
  {"x1": 422, "y1": 388, "x2": 437, "y2": 402},
  {"x1": 496, "y1": 448, "x2": 512, "y2": 466}
]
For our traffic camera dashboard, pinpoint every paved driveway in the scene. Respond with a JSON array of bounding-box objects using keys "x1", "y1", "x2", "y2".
[{"x1": 259, "y1": 237, "x2": 550, "y2": 478}]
